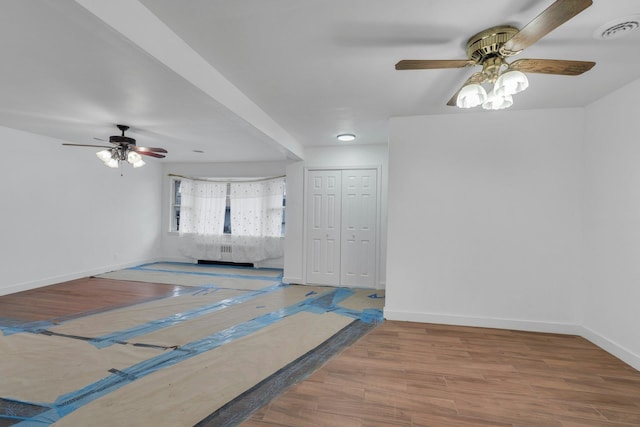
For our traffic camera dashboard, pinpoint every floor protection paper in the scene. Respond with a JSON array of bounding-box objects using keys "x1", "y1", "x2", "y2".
[{"x1": 0, "y1": 262, "x2": 384, "y2": 426}]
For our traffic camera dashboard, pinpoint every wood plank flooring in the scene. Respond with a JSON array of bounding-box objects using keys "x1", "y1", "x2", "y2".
[
  {"x1": 242, "y1": 321, "x2": 640, "y2": 427},
  {"x1": 0, "y1": 277, "x2": 189, "y2": 322},
  {"x1": 3, "y1": 281, "x2": 639, "y2": 426}
]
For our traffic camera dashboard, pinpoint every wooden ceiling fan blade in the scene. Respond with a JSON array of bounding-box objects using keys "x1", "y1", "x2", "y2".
[
  {"x1": 446, "y1": 73, "x2": 486, "y2": 106},
  {"x1": 396, "y1": 59, "x2": 475, "y2": 70},
  {"x1": 132, "y1": 146, "x2": 168, "y2": 153},
  {"x1": 446, "y1": 92, "x2": 461, "y2": 107},
  {"x1": 501, "y1": 0, "x2": 593, "y2": 55},
  {"x1": 138, "y1": 151, "x2": 165, "y2": 158},
  {"x1": 510, "y1": 58, "x2": 595, "y2": 75},
  {"x1": 62, "y1": 143, "x2": 112, "y2": 149}
]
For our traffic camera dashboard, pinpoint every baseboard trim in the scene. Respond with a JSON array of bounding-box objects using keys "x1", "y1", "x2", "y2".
[
  {"x1": 160, "y1": 256, "x2": 197, "y2": 264},
  {"x1": 383, "y1": 309, "x2": 582, "y2": 335},
  {"x1": 383, "y1": 308, "x2": 640, "y2": 371},
  {"x1": 2, "y1": 257, "x2": 281, "y2": 297},
  {"x1": 283, "y1": 277, "x2": 385, "y2": 289},
  {"x1": 0, "y1": 257, "x2": 163, "y2": 296},
  {"x1": 579, "y1": 325, "x2": 640, "y2": 371},
  {"x1": 282, "y1": 276, "x2": 303, "y2": 285},
  {"x1": 254, "y1": 258, "x2": 284, "y2": 269}
]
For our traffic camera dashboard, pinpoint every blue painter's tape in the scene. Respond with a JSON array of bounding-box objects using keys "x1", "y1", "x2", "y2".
[
  {"x1": 327, "y1": 307, "x2": 383, "y2": 324},
  {"x1": 325, "y1": 307, "x2": 361, "y2": 320},
  {"x1": 190, "y1": 286, "x2": 221, "y2": 296},
  {"x1": 88, "y1": 287, "x2": 352, "y2": 351},
  {"x1": 332, "y1": 288, "x2": 353, "y2": 305},
  {"x1": 0, "y1": 282, "x2": 280, "y2": 346},
  {"x1": 2, "y1": 320, "x2": 59, "y2": 337},
  {"x1": 360, "y1": 308, "x2": 384, "y2": 324},
  {"x1": 368, "y1": 293, "x2": 385, "y2": 299},
  {"x1": 1, "y1": 286, "x2": 211, "y2": 337},
  {"x1": 305, "y1": 291, "x2": 317, "y2": 297},
  {"x1": 129, "y1": 265, "x2": 282, "y2": 282},
  {"x1": 91, "y1": 283, "x2": 286, "y2": 349},
  {"x1": 301, "y1": 288, "x2": 354, "y2": 314},
  {"x1": 16, "y1": 288, "x2": 347, "y2": 425},
  {"x1": 9, "y1": 287, "x2": 383, "y2": 425}
]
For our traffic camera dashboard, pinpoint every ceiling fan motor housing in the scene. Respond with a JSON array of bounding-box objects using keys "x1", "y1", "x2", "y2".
[
  {"x1": 110, "y1": 125, "x2": 135, "y2": 145},
  {"x1": 109, "y1": 135, "x2": 136, "y2": 145},
  {"x1": 466, "y1": 26, "x2": 520, "y2": 62}
]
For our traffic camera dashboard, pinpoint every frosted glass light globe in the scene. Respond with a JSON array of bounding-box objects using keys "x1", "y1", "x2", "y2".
[
  {"x1": 494, "y1": 70, "x2": 529, "y2": 97},
  {"x1": 456, "y1": 84, "x2": 487, "y2": 108}
]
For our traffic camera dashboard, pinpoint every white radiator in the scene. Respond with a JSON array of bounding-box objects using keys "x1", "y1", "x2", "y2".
[{"x1": 220, "y1": 244, "x2": 233, "y2": 261}]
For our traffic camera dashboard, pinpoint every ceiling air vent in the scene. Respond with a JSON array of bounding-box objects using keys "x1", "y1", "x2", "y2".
[{"x1": 595, "y1": 16, "x2": 640, "y2": 40}]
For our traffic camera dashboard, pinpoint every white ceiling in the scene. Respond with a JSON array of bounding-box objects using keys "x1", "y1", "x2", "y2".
[{"x1": 1, "y1": 0, "x2": 639, "y2": 163}]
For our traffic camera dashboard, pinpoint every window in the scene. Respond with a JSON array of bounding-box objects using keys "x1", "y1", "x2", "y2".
[
  {"x1": 281, "y1": 187, "x2": 286, "y2": 235},
  {"x1": 171, "y1": 178, "x2": 181, "y2": 232},
  {"x1": 170, "y1": 178, "x2": 286, "y2": 235},
  {"x1": 223, "y1": 192, "x2": 231, "y2": 234}
]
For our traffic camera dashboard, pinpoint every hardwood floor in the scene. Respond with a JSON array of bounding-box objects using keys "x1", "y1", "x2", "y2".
[
  {"x1": 3, "y1": 281, "x2": 639, "y2": 426},
  {"x1": 0, "y1": 277, "x2": 190, "y2": 322},
  {"x1": 242, "y1": 321, "x2": 640, "y2": 427}
]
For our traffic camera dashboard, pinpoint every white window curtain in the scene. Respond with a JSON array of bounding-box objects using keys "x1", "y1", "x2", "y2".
[
  {"x1": 178, "y1": 179, "x2": 228, "y2": 260},
  {"x1": 229, "y1": 177, "x2": 285, "y2": 262}
]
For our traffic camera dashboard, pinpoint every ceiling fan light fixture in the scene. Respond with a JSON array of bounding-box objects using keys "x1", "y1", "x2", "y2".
[
  {"x1": 131, "y1": 158, "x2": 146, "y2": 168},
  {"x1": 482, "y1": 90, "x2": 513, "y2": 111},
  {"x1": 64, "y1": 124, "x2": 167, "y2": 168},
  {"x1": 494, "y1": 70, "x2": 529, "y2": 97},
  {"x1": 127, "y1": 150, "x2": 142, "y2": 164},
  {"x1": 456, "y1": 84, "x2": 487, "y2": 108},
  {"x1": 104, "y1": 157, "x2": 120, "y2": 168},
  {"x1": 127, "y1": 150, "x2": 146, "y2": 167},
  {"x1": 96, "y1": 149, "x2": 112, "y2": 162}
]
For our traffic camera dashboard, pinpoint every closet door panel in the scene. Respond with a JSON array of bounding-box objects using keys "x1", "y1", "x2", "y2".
[
  {"x1": 341, "y1": 169, "x2": 377, "y2": 287},
  {"x1": 306, "y1": 170, "x2": 342, "y2": 286}
]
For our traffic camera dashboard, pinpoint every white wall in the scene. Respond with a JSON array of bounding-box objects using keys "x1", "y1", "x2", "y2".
[
  {"x1": 283, "y1": 144, "x2": 388, "y2": 288},
  {"x1": 160, "y1": 161, "x2": 289, "y2": 267},
  {"x1": 1, "y1": 126, "x2": 163, "y2": 296},
  {"x1": 386, "y1": 109, "x2": 584, "y2": 333},
  {"x1": 582, "y1": 77, "x2": 640, "y2": 369}
]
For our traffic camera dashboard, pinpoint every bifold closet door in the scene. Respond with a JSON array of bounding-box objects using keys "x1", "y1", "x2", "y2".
[
  {"x1": 306, "y1": 169, "x2": 378, "y2": 287},
  {"x1": 341, "y1": 169, "x2": 377, "y2": 287},
  {"x1": 306, "y1": 170, "x2": 342, "y2": 286}
]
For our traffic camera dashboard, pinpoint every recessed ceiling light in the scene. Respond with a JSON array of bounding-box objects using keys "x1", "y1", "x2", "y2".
[{"x1": 337, "y1": 133, "x2": 356, "y2": 142}]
